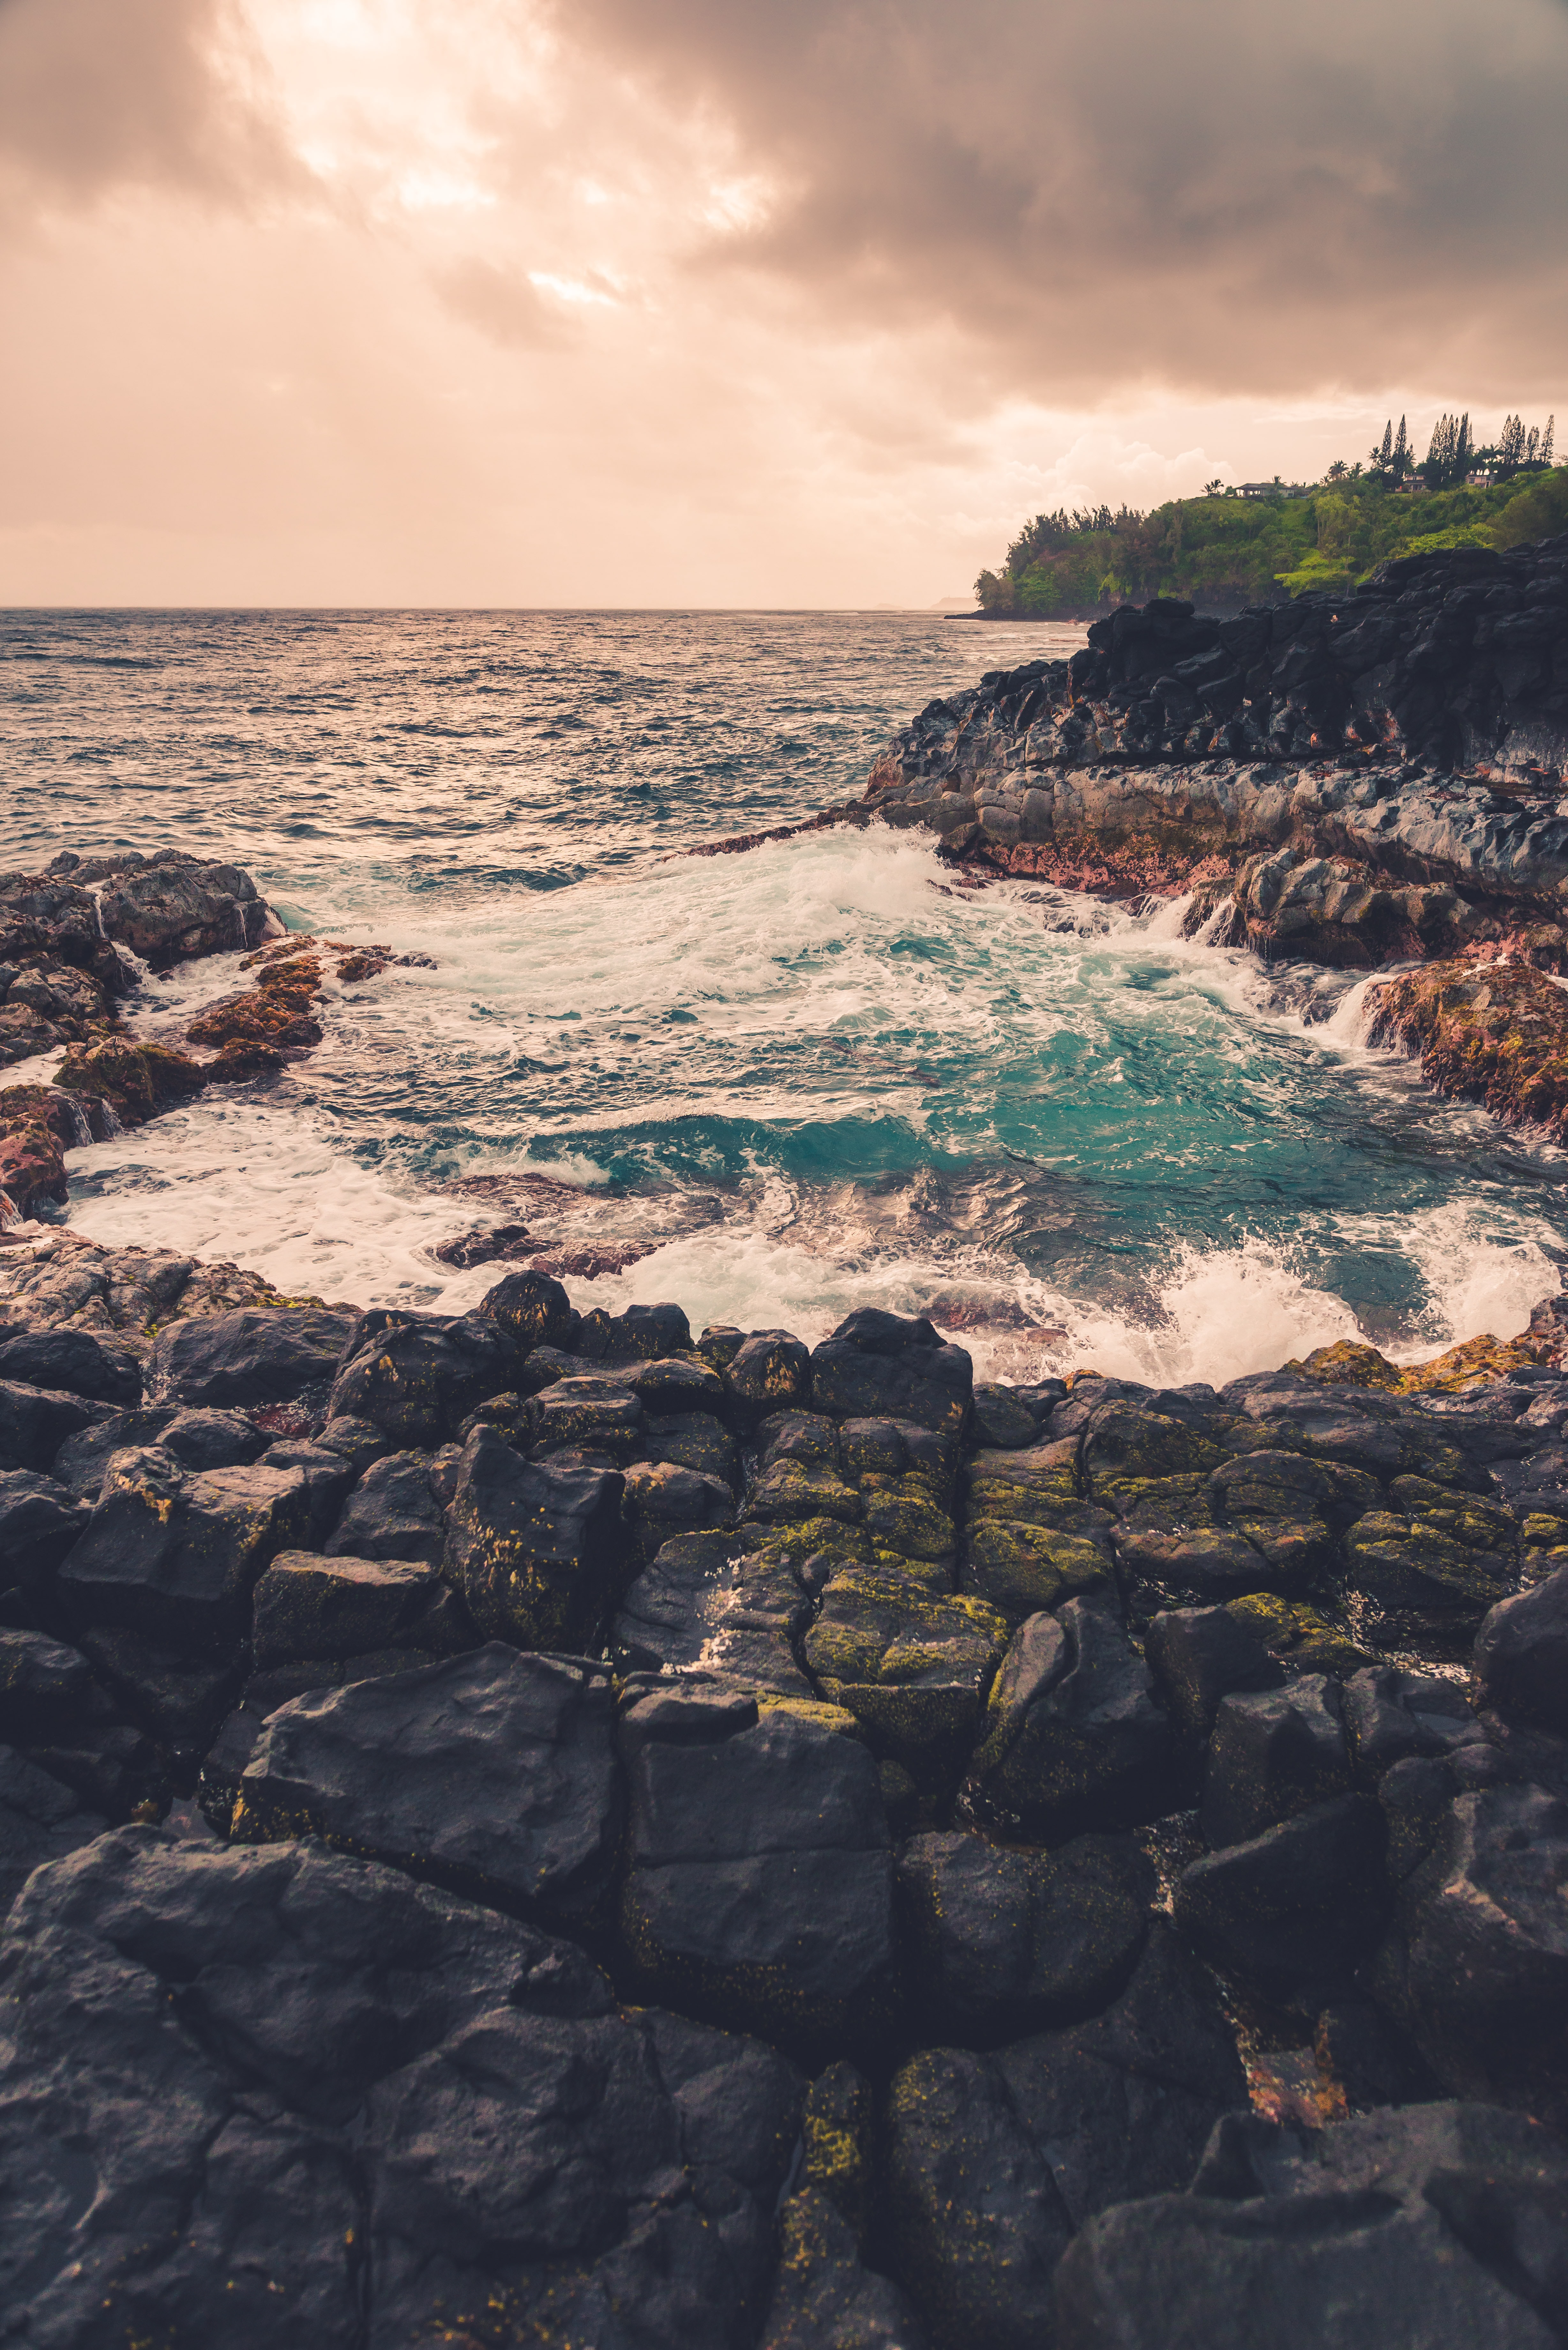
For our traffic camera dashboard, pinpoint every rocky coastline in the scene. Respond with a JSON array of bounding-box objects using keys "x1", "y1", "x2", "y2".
[{"x1": 4, "y1": 556, "x2": 1568, "y2": 2346}]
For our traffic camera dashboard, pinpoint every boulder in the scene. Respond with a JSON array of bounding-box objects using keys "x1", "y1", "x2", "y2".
[
  {"x1": 622, "y1": 1459, "x2": 735, "y2": 1560},
  {"x1": 896, "y1": 1829, "x2": 1154, "y2": 2038},
  {"x1": 0, "y1": 1626, "x2": 113, "y2": 1746},
  {"x1": 1143, "y1": 1605, "x2": 1282, "y2": 1746},
  {"x1": 0, "y1": 1376, "x2": 106, "y2": 1474},
  {"x1": 0, "y1": 1323, "x2": 140, "y2": 1404},
  {"x1": 1174, "y1": 1792, "x2": 1389, "y2": 2014},
  {"x1": 810, "y1": 1313, "x2": 972, "y2": 1436},
  {"x1": 884, "y1": 1926, "x2": 1247, "y2": 2349},
  {"x1": 646, "y1": 1408, "x2": 743, "y2": 1490},
  {"x1": 971, "y1": 1384, "x2": 1039, "y2": 1451},
  {"x1": 524, "y1": 1376, "x2": 648, "y2": 1462},
  {"x1": 255, "y1": 1438, "x2": 357, "y2": 1542},
  {"x1": 444, "y1": 1425, "x2": 627, "y2": 1651},
  {"x1": 477, "y1": 1266, "x2": 578, "y2": 1355},
  {"x1": 327, "y1": 1313, "x2": 516, "y2": 1446},
  {"x1": 94, "y1": 853, "x2": 269, "y2": 963},
  {"x1": 77, "y1": 1626, "x2": 240, "y2": 1755},
  {"x1": 1475, "y1": 1564, "x2": 1568, "y2": 1733},
  {"x1": 1200, "y1": 1676, "x2": 1351, "y2": 1849},
  {"x1": 0, "y1": 1467, "x2": 90, "y2": 1588},
  {"x1": 0, "y1": 1742, "x2": 106, "y2": 1913},
  {"x1": 0, "y1": 1828, "x2": 805, "y2": 2346},
  {"x1": 969, "y1": 1599, "x2": 1175, "y2": 1837},
  {"x1": 725, "y1": 1330, "x2": 812, "y2": 1424},
  {"x1": 232, "y1": 1644, "x2": 623, "y2": 1925},
  {"x1": 1055, "y1": 2101, "x2": 1568, "y2": 2350},
  {"x1": 1372, "y1": 1780, "x2": 1568, "y2": 2128},
  {"x1": 252, "y1": 1551, "x2": 443, "y2": 1667},
  {"x1": 962, "y1": 1444, "x2": 1116, "y2": 1620},
  {"x1": 617, "y1": 1675, "x2": 896, "y2": 2048},
  {"x1": 762, "y1": 2190, "x2": 926, "y2": 2350},
  {"x1": 1347, "y1": 1505, "x2": 1516, "y2": 1641},
  {"x1": 1342, "y1": 1663, "x2": 1486, "y2": 1780},
  {"x1": 323, "y1": 1448, "x2": 446, "y2": 1564},
  {"x1": 610, "y1": 1531, "x2": 815, "y2": 1697},
  {"x1": 803, "y1": 1570, "x2": 1009, "y2": 1772},
  {"x1": 57, "y1": 1449, "x2": 315, "y2": 1654},
  {"x1": 150, "y1": 1307, "x2": 358, "y2": 1411},
  {"x1": 599, "y1": 1300, "x2": 692, "y2": 1361}
]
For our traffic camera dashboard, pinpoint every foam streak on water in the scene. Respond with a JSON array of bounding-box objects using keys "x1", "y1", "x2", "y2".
[{"x1": 4, "y1": 607, "x2": 1566, "y2": 1384}]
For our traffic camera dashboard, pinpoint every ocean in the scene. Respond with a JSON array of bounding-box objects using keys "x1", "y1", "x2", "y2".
[{"x1": 3, "y1": 605, "x2": 1564, "y2": 1385}]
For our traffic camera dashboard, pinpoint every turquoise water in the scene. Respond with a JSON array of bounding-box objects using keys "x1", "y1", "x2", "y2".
[{"x1": 3, "y1": 607, "x2": 1564, "y2": 1383}]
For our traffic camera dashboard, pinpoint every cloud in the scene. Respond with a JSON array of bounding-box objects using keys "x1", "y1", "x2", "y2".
[
  {"x1": 0, "y1": 0, "x2": 296, "y2": 219},
  {"x1": 549, "y1": 0, "x2": 1568, "y2": 404},
  {"x1": 433, "y1": 255, "x2": 572, "y2": 347}
]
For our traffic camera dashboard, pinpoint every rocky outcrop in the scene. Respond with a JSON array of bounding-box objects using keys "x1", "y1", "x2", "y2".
[
  {"x1": 1365, "y1": 957, "x2": 1568, "y2": 1138},
  {"x1": 856, "y1": 538, "x2": 1568, "y2": 974},
  {"x1": 6, "y1": 1270, "x2": 1568, "y2": 2342}
]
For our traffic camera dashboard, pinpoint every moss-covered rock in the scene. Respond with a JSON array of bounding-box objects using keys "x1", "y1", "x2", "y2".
[
  {"x1": 1082, "y1": 1409, "x2": 1227, "y2": 1506},
  {"x1": 748, "y1": 1458, "x2": 864, "y2": 1526},
  {"x1": 965, "y1": 1518, "x2": 1114, "y2": 1623},
  {"x1": 804, "y1": 1569, "x2": 1009, "y2": 1771},
  {"x1": 56, "y1": 1039, "x2": 207, "y2": 1127}
]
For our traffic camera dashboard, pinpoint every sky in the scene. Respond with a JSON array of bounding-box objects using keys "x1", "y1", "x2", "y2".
[{"x1": 2, "y1": 0, "x2": 1565, "y2": 608}]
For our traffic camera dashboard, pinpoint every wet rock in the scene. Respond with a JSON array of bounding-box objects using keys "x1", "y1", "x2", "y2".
[
  {"x1": 971, "y1": 1383, "x2": 1039, "y2": 1450},
  {"x1": 801, "y1": 2059, "x2": 875, "y2": 2234},
  {"x1": 150, "y1": 1305, "x2": 358, "y2": 1412},
  {"x1": 55, "y1": 1036, "x2": 208, "y2": 1127},
  {"x1": 623, "y1": 1458, "x2": 735, "y2": 1560},
  {"x1": 476, "y1": 1265, "x2": 579, "y2": 1356},
  {"x1": 1200, "y1": 1676, "x2": 1352, "y2": 1849},
  {"x1": 610, "y1": 1530, "x2": 814, "y2": 1696},
  {"x1": 884, "y1": 1925, "x2": 1247, "y2": 2349},
  {"x1": 599, "y1": 1300, "x2": 692, "y2": 1361},
  {"x1": 0, "y1": 1322, "x2": 140, "y2": 1404},
  {"x1": 1342, "y1": 1663, "x2": 1487, "y2": 1780},
  {"x1": 810, "y1": 1309, "x2": 972, "y2": 1437},
  {"x1": 962, "y1": 1444, "x2": 1115, "y2": 1622},
  {"x1": 617, "y1": 1674, "x2": 896, "y2": 2048},
  {"x1": 1206, "y1": 1448, "x2": 1357, "y2": 1585},
  {"x1": 1475, "y1": 1563, "x2": 1568, "y2": 1732},
  {"x1": 1346, "y1": 1505, "x2": 1516, "y2": 1641},
  {"x1": 1144, "y1": 1604, "x2": 1283, "y2": 1746},
  {"x1": 328, "y1": 1312, "x2": 516, "y2": 1446},
  {"x1": 41, "y1": 1400, "x2": 284, "y2": 1509},
  {"x1": 252, "y1": 1551, "x2": 442, "y2": 1667},
  {"x1": 524, "y1": 1374, "x2": 648, "y2": 1462},
  {"x1": 1314, "y1": 1996, "x2": 1439, "y2": 2113},
  {"x1": 58, "y1": 1448, "x2": 315, "y2": 1654},
  {"x1": 762, "y1": 2189, "x2": 925, "y2": 2350},
  {"x1": 444, "y1": 1424, "x2": 627, "y2": 1650},
  {"x1": 1055, "y1": 2100, "x2": 1568, "y2": 2350},
  {"x1": 969, "y1": 1599, "x2": 1175, "y2": 1836},
  {"x1": 1372, "y1": 1780, "x2": 1568, "y2": 2127},
  {"x1": 858, "y1": 1468, "x2": 956, "y2": 1566},
  {"x1": 313, "y1": 1413, "x2": 395, "y2": 1474},
  {"x1": 896, "y1": 1828, "x2": 1154, "y2": 2038},
  {"x1": 1111, "y1": 1477, "x2": 1272, "y2": 1596},
  {"x1": 750, "y1": 1455, "x2": 865, "y2": 1525},
  {"x1": 0, "y1": 1467, "x2": 90, "y2": 1588},
  {"x1": 803, "y1": 1569, "x2": 1009, "y2": 1772},
  {"x1": 0, "y1": 1375, "x2": 108, "y2": 1474},
  {"x1": 0, "y1": 1743, "x2": 106, "y2": 1912},
  {"x1": 233, "y1": 1644, "x2": 623, "y2": 1924},
  {"x1": 94, "y1": 852, "x2": 270, "y2": 964},
  {"x1": 647, "y1": 1407, "x2": 743, "y2": 1489},
  {"x1": 2, "y1": 1828, "x2": 810, "y2": 2348},
  {"x1": 255, "y1": 1437, "x2": 357, "y2": 1542},
  {"x1": 623, "y1": 1355, "x2": 726, "y2": 1415},
  {"x1": 1369, "y1": 955, "x2": 1568, "y2": 1146},
  {"x1": 324, "y1": 1447, "x2": 445, "y2": 1564},
  {"x1": 758, "y1": 1411, "x2": 841, "y2": 1472},
  {"x1": 1082, "y1": 1406, "x2": 1228, "y2": 1505},
  {"x1": 1174, "y1": 1792, "x2": 1390, "y2": 2014},
  {"x1": 725, "y1": 1330, "x2": 813, "y2": 1424}
]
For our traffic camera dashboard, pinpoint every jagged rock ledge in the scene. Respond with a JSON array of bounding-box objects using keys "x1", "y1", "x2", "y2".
[
  {"x1": 2, "y1": 1262, "x2": 1568, "y2": 2345},
  {"x1": 0, "y1": 850, "x2": 433, "y2": 1222}
]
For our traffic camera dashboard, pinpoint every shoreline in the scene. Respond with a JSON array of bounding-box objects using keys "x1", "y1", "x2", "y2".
[{"x1": 4, "y1": 570, "x2": 1568, "y2": 2342}]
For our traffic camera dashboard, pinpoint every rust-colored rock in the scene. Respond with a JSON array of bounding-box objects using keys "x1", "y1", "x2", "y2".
[
  {"x1": 56, "y1": 1039, "x2": 207, "y2": 1128},
  {"x1": 1365, "y1": 958, "x2": 1568, "y2": 1142}
]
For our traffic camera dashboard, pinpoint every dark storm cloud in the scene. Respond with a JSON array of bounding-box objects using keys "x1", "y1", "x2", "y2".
[
  {"x1": 0, "y1": 0, "x2": 294, "y2": 215},
  {"x1": 553, "y1": 0, "x2": 1568, "y2": 402}
]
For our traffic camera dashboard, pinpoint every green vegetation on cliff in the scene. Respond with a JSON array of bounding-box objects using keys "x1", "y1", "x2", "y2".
[{"x1": 975, "y1": 458, "x2": 1568, "y2": 618}]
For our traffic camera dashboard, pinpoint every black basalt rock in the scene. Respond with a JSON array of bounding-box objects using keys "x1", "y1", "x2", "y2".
[
  {"x1": 150, "y1": 1306, "x2": 359, "y2": 1411},
  {"x1": 444, "y1": 1423, "x2": 627, "y2": 1651},
  {"x1": 1475, "y1": 1563, "x2": 1568, "y2": 1734},
  {"x1": 231, "y1": 1642, "x2": 624, "y2": 1925},
  {"x1": 0, "y1": 1322, "x2": 141, "y2": 1405},
  {"x1": 968, "y1": 1598, "x2": 1176, "y2": 1837}
]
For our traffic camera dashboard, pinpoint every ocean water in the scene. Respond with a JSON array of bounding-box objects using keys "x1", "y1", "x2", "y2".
[{"x1": 3, "y1": 606, "x2": 1565, "y2": 1386}]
